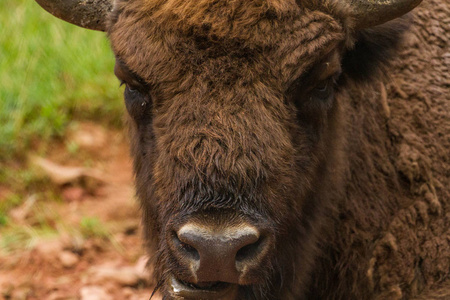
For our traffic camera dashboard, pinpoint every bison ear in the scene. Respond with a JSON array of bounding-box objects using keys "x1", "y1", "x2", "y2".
[{"x1": 34, "y1": 0, "x2": 113, "y2": 31}]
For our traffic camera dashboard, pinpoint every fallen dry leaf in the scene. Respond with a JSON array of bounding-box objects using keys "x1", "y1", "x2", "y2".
[{"x1": 29, "y1": 155, "x2": 105, "y2": 186}]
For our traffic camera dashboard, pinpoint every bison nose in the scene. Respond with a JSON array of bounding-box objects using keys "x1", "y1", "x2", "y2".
[{"x1": 171, "y1": 223, "x2": 270, "y2": 284}]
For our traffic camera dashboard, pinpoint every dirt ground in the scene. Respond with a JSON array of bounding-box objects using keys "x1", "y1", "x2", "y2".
[{"x1": 0, "y1": 123, "x2": 161, "y2": 300}]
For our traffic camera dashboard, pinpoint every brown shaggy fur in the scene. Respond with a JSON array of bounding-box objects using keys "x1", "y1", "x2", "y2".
[{"x1": 105, "y1": 0, "x2": 449, "y2": 299}]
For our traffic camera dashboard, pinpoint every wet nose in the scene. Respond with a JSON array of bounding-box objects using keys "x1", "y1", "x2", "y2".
[{"x1": 171, "y1": 223, "x2": 270, "y2": 284}]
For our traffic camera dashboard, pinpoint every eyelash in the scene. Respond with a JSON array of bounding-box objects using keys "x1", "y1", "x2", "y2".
[
  {"x1": 120, "y1": 80, "x2": 140, "y2": 93},
  {"x1": 312, "y1": 77, "x2": 336, "y2": 98}
]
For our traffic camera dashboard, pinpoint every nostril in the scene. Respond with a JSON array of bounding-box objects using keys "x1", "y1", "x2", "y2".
[
  {"x1": 235, "y1": 236, "x2": 265, "y2": 262},
  {"x1": 172, "y1": 231, "x2": 200, "y2": 261},
  {"x1": 172, "y1": 223, "x2": 271, "y2": 283}
]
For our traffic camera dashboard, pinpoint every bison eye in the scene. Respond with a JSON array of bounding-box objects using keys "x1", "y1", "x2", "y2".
[
  {"x1": 123, "y1": 84, "x2": 151, "y2": 122},
  {"x1": 120, "y1": 78, "x2": 147, "y2": 93},
  {"x1": 124, "y1": 83, "x2": 138, "y2": 93},
  {"x1": 310, "y1": 77, "x2": 335, "y2": 104}
]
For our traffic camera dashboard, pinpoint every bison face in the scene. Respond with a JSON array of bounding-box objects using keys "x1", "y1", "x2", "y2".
[
  {"x1": 109, "y1": 1, "x2": 345, "y2": 298},
  {"x1": 34, "y1": 0, "x2": 422, "y2": 298}
]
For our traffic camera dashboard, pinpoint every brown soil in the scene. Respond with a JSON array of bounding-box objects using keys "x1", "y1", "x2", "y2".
[{"x1": 0, "y1": 122, "x2": 161, "y2": 300}]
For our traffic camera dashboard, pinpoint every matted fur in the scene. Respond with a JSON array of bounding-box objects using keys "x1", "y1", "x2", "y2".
[{"x1": 106, "y1": 0, "x2": 449, "y2": 299}]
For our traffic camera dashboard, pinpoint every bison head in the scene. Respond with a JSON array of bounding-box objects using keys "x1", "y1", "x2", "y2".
[{"x1": 34, "y1": 0, "x2": 421, "y2": 299}]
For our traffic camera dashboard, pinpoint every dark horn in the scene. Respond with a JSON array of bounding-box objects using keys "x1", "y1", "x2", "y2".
[
  {"x1": 351, "y1": 0, "x2": 423, "y2": 29},
  {"x1": 34, "y1": 0, "x2": 113, "y2": 31}
]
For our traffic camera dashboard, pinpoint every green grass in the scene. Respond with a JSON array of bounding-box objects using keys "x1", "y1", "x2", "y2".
[
  {"x1": 0, "y1": 197, "x2": 60, "y2": 253},
  {"x1": 0, "y1": 0, "x2": 123, "y2": 161},
  {"x1": 79, "y1": 216, "x2": 111, "y2": 239},
  {"x1": 0, "y1": 0, "x2": 125, "y2": 251},
  {"x1": 78, "y1": 216, "x2": 125, "y2": 252},
  {"x1": 0, "y1": 224, "x2": 58, "y2": 253},
  {"x1": 0, "y1": 203, "x2": 123, "y2": 254}
]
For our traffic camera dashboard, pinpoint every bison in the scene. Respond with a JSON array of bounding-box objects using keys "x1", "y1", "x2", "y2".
[{"x1": 34, "y1": 0, "x2": 449, "y2": 299}]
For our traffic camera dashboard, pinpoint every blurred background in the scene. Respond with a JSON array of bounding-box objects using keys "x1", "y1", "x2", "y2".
[{"x1": 0, "y1": 1, "x2": 155, "y2": 299}]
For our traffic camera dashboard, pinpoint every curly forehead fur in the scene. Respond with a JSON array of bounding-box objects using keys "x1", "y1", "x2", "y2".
[{"x1": 108, "y1": 0, "x2": 350, "y2": 88}]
